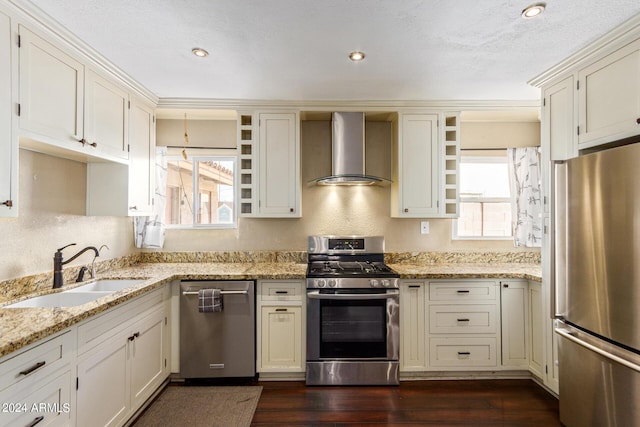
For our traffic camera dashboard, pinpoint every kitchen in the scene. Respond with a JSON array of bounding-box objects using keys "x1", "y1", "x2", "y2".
[{"x1": 1, "y1": 1, "x2": 640, "y2": 426}]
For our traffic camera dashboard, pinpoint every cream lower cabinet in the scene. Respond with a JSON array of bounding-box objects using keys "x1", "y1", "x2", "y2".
[
  {"x1": 528, "y1": 281, "x2": 544, "y2": 378},
  {"x1": 256, "y1": 280, "x2": 305, "y2": 374},
  {"x1": 76, "y1": 286, "x2": 170, "y2": 427},
  {"x1": 400, "y1": 281, "x2": 427, "y2": 371},
  {"x1": 500, "y1": 280, "x2": 529, "y2": 368},
  {"x1": 0, "y1": 8, "x2": 16, "y2": 218},
  {"x1": 0, "y1": 331, "x2": 75, "y2": 427},
  {"x1": 428, "y1": 280, "x2": 499, "y2": 370}
]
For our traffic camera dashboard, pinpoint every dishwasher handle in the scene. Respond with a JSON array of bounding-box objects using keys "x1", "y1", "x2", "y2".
[{"x1": 182, "y1": 289, "x2": 248, "y2": 296}]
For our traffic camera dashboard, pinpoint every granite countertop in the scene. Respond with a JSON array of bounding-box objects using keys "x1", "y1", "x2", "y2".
[{"x1": 0, "y1": 261, "x2": 541, "y2": 359}]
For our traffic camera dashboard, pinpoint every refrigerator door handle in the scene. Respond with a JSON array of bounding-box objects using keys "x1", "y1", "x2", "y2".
[
  {"x1": 555, "y1": 327, "x2": 640, "y2": 374},
  {"x1": 553, "y1": 160, "x2": 568, "y2": 319}
]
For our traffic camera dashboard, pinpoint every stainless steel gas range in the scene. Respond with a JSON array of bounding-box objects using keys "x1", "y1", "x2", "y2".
[{"x1": 305, "y1": 236, "x2": 400, "y2": 386}]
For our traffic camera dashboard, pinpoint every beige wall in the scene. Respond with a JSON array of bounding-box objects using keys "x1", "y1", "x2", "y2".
[
  {"x1": 161, "y1": 118, "x2": 540, "y2": 252},
  {"x1": 0, "y1": 150, "x2": 135, "y2": 281},
  {"x1": 156, "y1": 119, "x2": 236, "y2": 148}
]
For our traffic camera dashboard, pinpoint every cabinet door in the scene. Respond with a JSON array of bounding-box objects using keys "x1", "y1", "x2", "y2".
[
  {"x1": 545, "y1": 75, "x2": 576, "y2": 161},
  {"x1": 578, "y1": 39, "x2": 640, "y2": 147},
  {"x1": 85, "y1": 69, "x2": 128, "y2": 160},
  {"x1": 18, "y1": 25, "x2": 84, "y2": 147},
  {"x1": 400, "y1": 282, "x2": 427, "y2": 371},
  {"x1": 258, "y1": 113, "x2": 300, "y2": 217},
  {"x1": 0, "y1": 368, "x2": 73, "y2": 427},
  {"x1": 76, "y1": 332, "x2": 130, "y2": 427},
  {"x1": 130, "y1": 306, "x2": 167, "y2": 409},
  {"x1": 397, "y1": 114, "x2": 439, "y2": 217},
  {"x1": 259, "y1": 306, "x2": 303, "y2": 371},
  {"x1": 128, "y1": 97, "x2": 155, "y2": 215},
  {"x1": 528, "y1": 281, "x2": 544, "y2": 378},
  {"x1": 500, "y1": 281, "x2": 529, "y2": 368},
  {"x1": 0, "y1": 10, "x2": 16, "y2": 217}
]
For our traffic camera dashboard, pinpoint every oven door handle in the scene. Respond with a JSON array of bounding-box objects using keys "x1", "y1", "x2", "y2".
[{"x1": 307, "y1": 290, "x2": 398, "y2": 300}]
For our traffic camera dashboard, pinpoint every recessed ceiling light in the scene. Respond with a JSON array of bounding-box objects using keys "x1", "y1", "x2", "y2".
[
  {"x1": 349, "y1": 51, "x2": 365, "y2": 62},
  {"x1": 192, "y1": 48, "x2": 209, "y2": 58},
  {"x1": 521, "y1": 3, "x2": 546, "y2": 19}
]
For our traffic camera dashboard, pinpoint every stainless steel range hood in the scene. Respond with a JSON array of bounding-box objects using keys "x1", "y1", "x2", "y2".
[{"x1": 314, "y1": 112, "x2": 390, "y2": 186}]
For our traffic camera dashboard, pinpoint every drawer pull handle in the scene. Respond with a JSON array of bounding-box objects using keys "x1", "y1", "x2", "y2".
[
  {"x1": 19, "y1": 361, "x2": 46, "y2": 376},
  {"x1": 457, "y1": 318, "x2": 470, "y2": 322},
  {"x1": 128, "y1": 332, "x2": 140, "y2": 341},
  {"x1": 275, "y1": 291, "x2": 289, "y2": 294},
  {"x1": 27, "y1": 416, "x2": 45, "y2": 427},
  {"x1": 408, "y1": 285, "x2": 421, "y2": 288},
  {"x1": 275, "y1": 308, "x2": 288, "y2": 312},
  {"x1": 457, "y1": 351, "x2": 471, "y2": 356},
  {"x1": 457, "y1": 290, "x2": 470, "y2": 294}
]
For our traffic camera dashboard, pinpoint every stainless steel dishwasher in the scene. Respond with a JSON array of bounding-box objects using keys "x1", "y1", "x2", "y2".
[{"x1": 179, "y1": 280, "x2": 255, "y2": 379}]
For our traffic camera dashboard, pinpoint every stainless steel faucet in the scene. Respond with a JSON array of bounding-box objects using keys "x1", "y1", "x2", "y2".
[{"x1": 53, "y1": 243, "x2": 100, "y2": 288}]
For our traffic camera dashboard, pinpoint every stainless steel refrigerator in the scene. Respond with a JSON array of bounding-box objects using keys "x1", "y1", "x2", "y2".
[{"x1": 555, "y1": 142, "x2": 640, "y2": 427}]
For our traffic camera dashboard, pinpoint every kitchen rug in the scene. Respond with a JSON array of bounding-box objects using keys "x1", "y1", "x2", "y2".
[{"x1": 132, "y1": 385, "x2": 262, "y2": 427}]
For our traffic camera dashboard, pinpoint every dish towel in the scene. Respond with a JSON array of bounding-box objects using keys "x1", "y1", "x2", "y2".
[{"x1": 198, "y1": 289, "x2": 222, "y2": 313}]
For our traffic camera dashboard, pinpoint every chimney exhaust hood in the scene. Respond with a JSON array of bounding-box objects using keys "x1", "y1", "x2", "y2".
[{"x1": 314, "y1": 112, "x2": 390, "y2": 186}]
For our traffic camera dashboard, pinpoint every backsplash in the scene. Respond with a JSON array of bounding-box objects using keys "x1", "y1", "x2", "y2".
[{"x1": 386, "y1": 251, "x2": 541, "y2": 264}]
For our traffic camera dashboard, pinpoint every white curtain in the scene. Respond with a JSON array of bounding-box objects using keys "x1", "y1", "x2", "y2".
[
  {"x1": 134, "y1": 147, "x2": 168, "y2": 248},
  {"x1": 507, "y1": 147, "x2": 542, "y2": 247}
]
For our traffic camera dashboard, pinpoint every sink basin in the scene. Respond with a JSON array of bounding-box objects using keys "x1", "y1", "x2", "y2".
[
  {"x1": 65, "y1": 279, "x2": 145, "y2": 293},
  {"x1": 5, "y1": 292, "x2": 110, "y2": 308}
]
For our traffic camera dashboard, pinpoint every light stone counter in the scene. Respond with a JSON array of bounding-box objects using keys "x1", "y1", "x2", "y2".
[
  {"x1": 390, "y1": 262, "x2": 542, "y2": 282},
  {"x1": 0, "y1": 259, "x2": 541, "y2": 359},
  {"x1": 0, "y1": 262, "x2": 306, "y2": 359}
]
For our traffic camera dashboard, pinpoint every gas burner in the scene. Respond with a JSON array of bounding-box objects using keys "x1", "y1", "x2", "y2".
[{"x1": 306, "y1": 236, "x2": 399, "y2": 288}]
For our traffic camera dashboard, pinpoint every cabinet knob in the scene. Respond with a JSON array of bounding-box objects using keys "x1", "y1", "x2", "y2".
[
  {"x1": 1, "y1": 200, "x2": 12, "y2": 207},
  {"x1": 636, "y1": 118, "x2": 640, "y2": 125},
  {"x1": 290, "y1": 208, "x2": 294, "y2": 213},
  {"x1": 404, "y1": 208, "x2": 409, "y2": 213},
  {"x1": 78, "y1": 138, "x2": 87, "y2": 145},
  {"x1": 503, "y1": 283, "x2": 509, "y2": 288},
  {"x1": 130, "y1": 206, "x2": 138, "y2": 210},
  {"x1": 89, "y1": 141, "x2": 98, "y2": 148}
]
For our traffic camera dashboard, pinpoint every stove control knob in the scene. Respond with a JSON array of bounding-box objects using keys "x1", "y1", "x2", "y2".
[
  {"x1": 328, "y1": 279, "x2": 337, "y2": 288},
  {"x1": 381, "y1": 279, "x2": 390, "y2": 288},
  {"x1": 370, "y1": 279, "x2": 380, "y2": 288},
  {"x1": 316, "y1": 279, "x2": 326, "y2": 288}
]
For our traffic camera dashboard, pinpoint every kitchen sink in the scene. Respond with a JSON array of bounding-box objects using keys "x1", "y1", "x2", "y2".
[
  {"x1": 4, "y1": 292, "x2": 110, "y2": 308},
  {"x1": 65, "y1": 279, "x2": 146, "y2": 293}
]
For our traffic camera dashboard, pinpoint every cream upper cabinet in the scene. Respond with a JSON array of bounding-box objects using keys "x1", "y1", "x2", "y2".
[
  {"x1": 0, "y1": 9, "x2": 16, "y2": 217},
  {"x1": 545, "y1": 75, "x2": 577, "y2": 161},
  {"x1": 578, "y1": 38, "x2": 640, "y2": 148},
  {"x1": 85, "y1": 69, "x2": 129, "y2": 160},
  {"x1": 392, "y1": 112, "x2": 460, "y2": 218},
  {"x1": 127, "y1": 97, "x2": 155, "y2": 215},
  {"x1": 18, "y1": 25, "x2": 85, "y2": 150},
  {"x1": 257, "y1": 112, "x2": 300, "y2": 217},
  {"x1": 393, "y1": 113, "x2": 439, "y2": 217}
]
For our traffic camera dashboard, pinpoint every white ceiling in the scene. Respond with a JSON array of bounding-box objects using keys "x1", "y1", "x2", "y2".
[{"x1": 26, "y1": 0, "x2": 640, "y2": 103}]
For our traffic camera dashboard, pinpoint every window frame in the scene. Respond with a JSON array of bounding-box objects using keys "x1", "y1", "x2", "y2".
[
  {"x1": 452, "y1": 155, "x2": 513, "y2": 241},
  {"x1": 165, "y1": 152, "x2": 238, "y2": 230}
]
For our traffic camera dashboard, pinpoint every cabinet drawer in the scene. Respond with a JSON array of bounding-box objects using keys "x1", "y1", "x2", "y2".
[
  {"x1": 429, "y1": 281, "x2": 497, "y2": 302},
  {"x1": 77, "y1": 286, "x2": 166, "y2": 354},
  {"x1": 429, "y1": 305, "x2": 497, "y2": 334},
  {"x1": 429, "y1": 337, "x2": 497, "y2": 367},
  {"x1": 0, "y1": 367, "x2": 73, "y2": 427},
  {"x1": 259, "y1": 280, "x2": 303, "y2": 301},
  {"x1": 0, "y1": 331, "x2": 73, "y2": 393}
]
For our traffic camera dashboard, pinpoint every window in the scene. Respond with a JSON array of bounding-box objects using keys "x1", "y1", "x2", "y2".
[
  {"x1": 165, "y1": 154, "x2": 236, "y2": 228},
  {"x1": 454, "y1": 156, "x2": 512, "y2": 239}
]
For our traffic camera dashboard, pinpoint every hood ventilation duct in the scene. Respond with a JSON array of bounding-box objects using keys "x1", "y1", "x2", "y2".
[{"x1": 314, "y1": 112, "x2": 390, "y2": 186}]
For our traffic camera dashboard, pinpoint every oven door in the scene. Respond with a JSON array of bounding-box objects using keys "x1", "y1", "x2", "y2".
[{"x1": 306, "y1": 288, "x2": 399, "y2": 361}]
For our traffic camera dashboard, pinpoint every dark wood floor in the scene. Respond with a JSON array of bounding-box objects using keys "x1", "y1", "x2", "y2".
[{"x1": 251, "y1": 379, "x2": 560, "y2": 426}]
